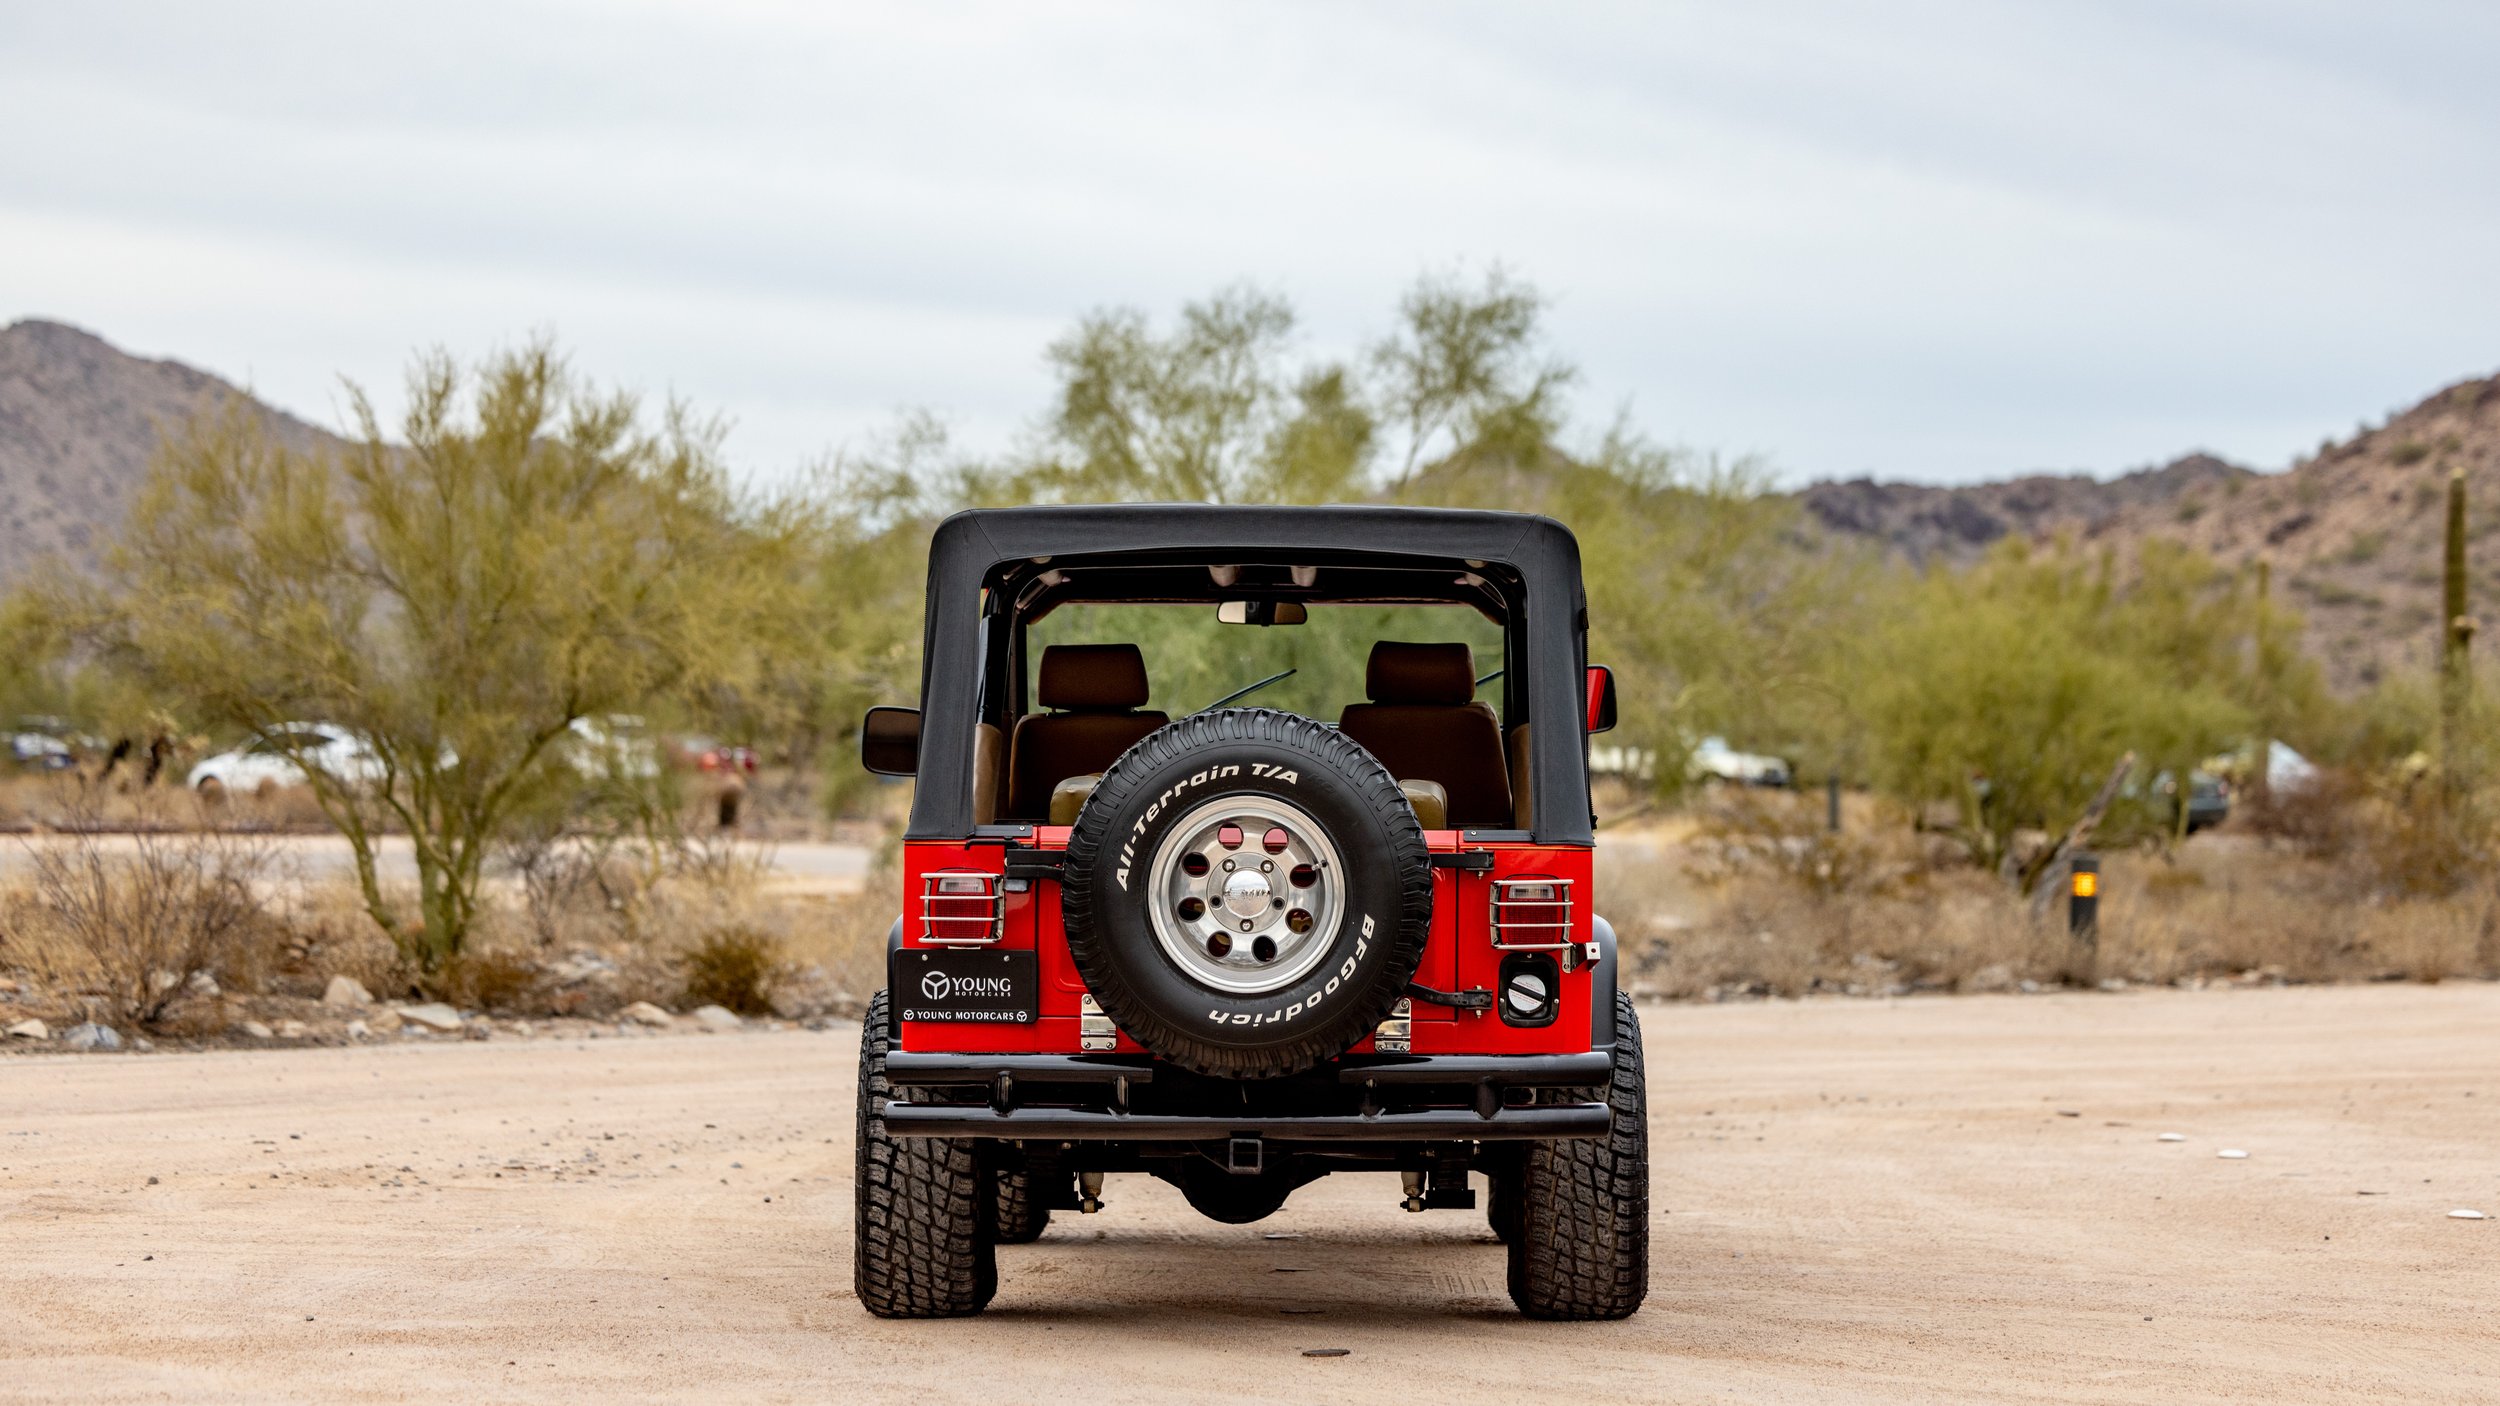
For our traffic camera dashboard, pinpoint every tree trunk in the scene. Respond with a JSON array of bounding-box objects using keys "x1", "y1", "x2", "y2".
[{"x1": 2022, "y1": 751, "x2": 2137, "y2": 901}]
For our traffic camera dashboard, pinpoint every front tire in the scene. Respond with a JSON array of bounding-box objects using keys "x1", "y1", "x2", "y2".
[
  {"x1": 854, "y1": 990, "x2": 997, "y2": 1317},
  {"x1": 1507, "y1": 991, "x2": 1649, "y2": 1320}
]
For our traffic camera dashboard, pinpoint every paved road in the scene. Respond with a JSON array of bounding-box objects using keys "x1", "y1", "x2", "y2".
[
  {"x1": 3, "y1": 984, "x2": 2497, "y2": 1403},
  {"x1": 0, "y1": 833, "x2": 874, "y2": 896}
]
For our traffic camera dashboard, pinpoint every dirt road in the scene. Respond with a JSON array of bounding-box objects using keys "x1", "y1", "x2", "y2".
[{"x1": 6, "y1": 984, "x2": 2497, "y2": 1404}]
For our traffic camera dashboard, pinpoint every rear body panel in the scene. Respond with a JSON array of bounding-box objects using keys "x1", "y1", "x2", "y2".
[{"x1": 898, "y1": 829, "x2": 1596, "y2": 1057}]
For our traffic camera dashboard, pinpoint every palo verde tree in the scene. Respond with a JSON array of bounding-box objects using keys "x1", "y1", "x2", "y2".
[
  {"x1": 1023, "y1": 285, "x2": 1375, "y2": 505},
  {"x1": 89, "y1": 341, "x2": 813, "y2": 972},
  {"x1": 1857, "y1": 541, "x2": 2254, "y2": 886}
]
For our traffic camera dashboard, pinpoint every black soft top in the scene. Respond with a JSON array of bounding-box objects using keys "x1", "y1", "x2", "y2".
[{"x1": 908, "y1": 504, "x2": 1594, "y2": 845}]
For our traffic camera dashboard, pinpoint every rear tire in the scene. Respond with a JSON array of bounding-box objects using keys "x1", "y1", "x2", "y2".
[
  {"x1": 1506, "y1": 991, "x2": 1649, "y2": 1320},
  {"x1": 854, "y1": 990, "x2": 997, "y2": 1317},
  {"x1": 991, "y1": 1166, "x2": 1053, "y2": 1245}
]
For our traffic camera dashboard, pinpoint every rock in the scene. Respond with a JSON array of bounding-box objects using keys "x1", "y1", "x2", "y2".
[
  {"x1": 276, "y1": 1020, "x2": 309, "y2": 1039},
  {"x1": 462, "y1": 1020, "x2": 492, "y2": 1041},
  {"x1": 185, "y1": 971, "x2": 220, "y2": 998},
  {"x1": 321, "y1": 975, "x2": 373, "y2": 1009},
  {"x1": 365, "y1": 1007, "x2": 403, "y2": 1034},
  {"x1": 549, "y1": 951, "x2": 621, "y2": 986},
  {"x1": 509, "y1": 1020, "x2": 534, "y2": 1037},
  {"x1": 344, "y1": 1020, "x2": 371, "y2": 1040},
  {"x1": 2097, "y1": 977, "x2": 2130, "y2": 992},
  {"x1": 1962, "y1": 963, "x2": 2016, "y2": 994},
  {"x1": 2017, "y1": 979, "x2": 2043, "y2": 994},
  {"x1": 395, "y1": 1002, "x2": 465, "y2": 1032},
  {"x1": 238, "y1": 1020, "x2": 274, "y2": 1040},
  {"x1": 620, "y1": 1001, "x2": 675, "y2": 1028},
  {"x1": 2449, "y1": 1209, "x2": 2487, "y2": 1220},
  {"x1": 6, "y1": 1018, "x2": 50, "y2": 1040},
  {"x1": 61, "y1": 1022, "x2": 123, "y2": 1051},
  {"x1": 689, "y1": 1004, "x2": 742, "y2": 1031},
  {"x1": 132, "y1": 1036, "x2": 154, "y2": 1052},
  {"x1": 2218, "y1": 1148, "x2": 2249, "y2": 1159},
  {"x1": 2157, "y1": 1133, "x2": 2186, "y2": 1143}
]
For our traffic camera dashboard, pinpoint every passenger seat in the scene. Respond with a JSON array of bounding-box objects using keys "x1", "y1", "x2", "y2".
[
  {"x1": 1008, "y1": 644, "x2": 1169, "y2": 822},
  {"x1": 1337, "y1": 641, "x2": 1512, "y2": 829}
]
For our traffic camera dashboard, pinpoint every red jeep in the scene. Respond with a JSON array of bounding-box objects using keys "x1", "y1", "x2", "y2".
[{"x1": 855, "y1": 505, "x2": 1647, "y2": 1320}]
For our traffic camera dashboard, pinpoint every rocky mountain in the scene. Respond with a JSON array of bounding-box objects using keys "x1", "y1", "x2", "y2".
[
  {"x1": 1798, "y1": 452, "x2": 2258, "y2": 564},
  {"x1": 0, "y1": 319, "x2": 341, "y2": 580},
  {"x1": 1795, "y1": 373, "x2": 2500, "y2": 692}
]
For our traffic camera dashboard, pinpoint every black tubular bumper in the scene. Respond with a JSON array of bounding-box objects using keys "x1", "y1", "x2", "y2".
[
  {"x1": 879, "y1": 1103, "x2": 1608, "y2": 1141},
  {"x1": 879, "y1": 1049, "x2": 1615, "y2": 1143}
]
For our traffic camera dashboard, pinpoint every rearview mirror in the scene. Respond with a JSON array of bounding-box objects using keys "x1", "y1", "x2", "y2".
[
  {"x1": 860, "y1": 706, "x2": 921, "y2": 776},
  {"x1": 1216, "y1": 600, "x2": 1307, "y2": 626},
  {"x1": 1586, "y1": 666, "x2": 1618, "y2": 734}
]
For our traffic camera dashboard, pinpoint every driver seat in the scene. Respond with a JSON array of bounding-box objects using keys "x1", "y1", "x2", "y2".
[{"x1": 1008, "y1": 644, "x2": 1168, "y2": 821}]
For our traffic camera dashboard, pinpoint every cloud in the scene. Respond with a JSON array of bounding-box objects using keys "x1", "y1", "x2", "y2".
[{"x1": 3, "y1": 0, "x2": 2494, "y2": 485}]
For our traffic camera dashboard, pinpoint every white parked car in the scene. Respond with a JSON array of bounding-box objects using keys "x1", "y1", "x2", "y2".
[
  {"x1": 563, "y1": 714, "x2": 663, "y2": 781},
  {"x1": 188, "y1": 722, "x2": 386, "y2": 794},
  {"x1": 1689, "y1": 735, "x2": 1792, "y2": 788}
]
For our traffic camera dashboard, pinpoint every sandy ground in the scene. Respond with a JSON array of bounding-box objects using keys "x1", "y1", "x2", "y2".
[{"x1": 4, "y1": 984, "x2": 2497, "y2": 1405}]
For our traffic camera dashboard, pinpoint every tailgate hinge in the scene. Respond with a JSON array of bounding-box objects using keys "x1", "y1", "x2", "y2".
[{"x1": 1002, "y1": 850, "x2": 1065, "y2": 889}]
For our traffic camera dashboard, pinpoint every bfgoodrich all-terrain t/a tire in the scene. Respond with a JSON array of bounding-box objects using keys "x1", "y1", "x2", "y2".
[
  {"x1": 1060, "y1": 708, "x2": 1433, "y2": 1080},
  {"x1": 1507, "y1": 990, "x2": 1650, "y2": 1320},
  {"x1": 854, "y1": 990, "x2": 997, "y2": 1318}
]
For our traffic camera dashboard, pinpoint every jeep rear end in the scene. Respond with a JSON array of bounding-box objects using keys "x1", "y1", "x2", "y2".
[{"x1": 853, "y1": 504, "x2": 1648, "y2": 1321}]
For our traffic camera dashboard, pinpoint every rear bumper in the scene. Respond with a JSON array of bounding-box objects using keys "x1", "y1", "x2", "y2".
[
  {"x1": 879, "y1": 1048, "x2": 1615, "y2": 1143},
  {"x1": 880, "y1": 1103, "x2": 1607, "y2": 1141}
]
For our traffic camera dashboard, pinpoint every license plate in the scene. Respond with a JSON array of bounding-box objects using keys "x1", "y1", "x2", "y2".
[{"x1": 892, "y1": 948, "x2": 1039, "y2": 1024}]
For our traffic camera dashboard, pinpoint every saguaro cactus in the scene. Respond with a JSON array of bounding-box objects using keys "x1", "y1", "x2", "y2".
[{"x1": 2441, "y1": 466, "x2": 2474, "y2": 786}]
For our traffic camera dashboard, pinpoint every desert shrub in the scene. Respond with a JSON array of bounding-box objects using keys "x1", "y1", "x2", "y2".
[
  {"x1": 437, "y1": 941, "x2": 544, "y2": 1012},
  {"x1": 3, "y1": 793, "x2": 279, "y2": 1026},
  {"x1": 2238, "y1": 769, "x2": 2371, "y2": 858},
  {"x1": 680, "y1": 925, "x2": 785, "y2": 1015}
]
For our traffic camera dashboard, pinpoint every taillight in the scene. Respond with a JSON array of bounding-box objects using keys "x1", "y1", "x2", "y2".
[
  {"x1": 920, "y1": 870, "x2": 1004, "y2": 945},
  {"x1": 1488, "y1": 876, "x2": 1574, "y2": 952}
]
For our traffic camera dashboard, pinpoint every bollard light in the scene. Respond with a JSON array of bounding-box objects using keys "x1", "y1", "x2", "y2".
[{"x1": 2067, "y1": 853, "x2": 2100, "y2": 948}]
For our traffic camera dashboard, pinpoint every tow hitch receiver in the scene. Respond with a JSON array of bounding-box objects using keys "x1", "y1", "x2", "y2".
[{"x1": 1227, "y1": 1135, "x2": 1264, "y2": 1176}]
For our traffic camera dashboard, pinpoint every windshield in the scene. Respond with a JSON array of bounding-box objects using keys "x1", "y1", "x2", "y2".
[{"x1": 1027, "y1": 603, "x2": 1504, "y2": 719}]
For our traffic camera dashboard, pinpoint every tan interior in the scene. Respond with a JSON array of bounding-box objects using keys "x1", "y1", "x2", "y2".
[
  {"x1": 1337, "y1": 642, "x2": 1513, "y2": 828},
  {"x1": 999, "y1": 641, "x2": 1535, "y2": 834},
  {"x1": 1398, "y1": 779, "x2": 1449, "y2": 830},
  {"x1": 1007, "y1": 644, "x2": 1167, "y2": 820},
  {"x1": 971, "y1": 722, "x2": 1004, "y2": 825},
  {"x1": 1049, "y1": 773, "x2": 1101, "y2": 827}
]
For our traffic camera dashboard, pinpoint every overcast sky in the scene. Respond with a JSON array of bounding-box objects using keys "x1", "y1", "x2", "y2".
[{"x1": 4, "y1": 0, "x2": 2496, "y2": 488}]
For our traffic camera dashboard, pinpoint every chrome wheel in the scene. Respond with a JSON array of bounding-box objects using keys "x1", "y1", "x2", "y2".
[{"x1": 1146, "y1": 795, "x2": 1345, "y2": 996}]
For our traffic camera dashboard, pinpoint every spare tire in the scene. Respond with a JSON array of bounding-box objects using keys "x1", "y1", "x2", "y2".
[{"x1": 1061, "y1": 708, "x2": 1432, "y2": 1079}]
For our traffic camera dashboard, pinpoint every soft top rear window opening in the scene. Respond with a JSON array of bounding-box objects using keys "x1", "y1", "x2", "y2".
[{"x1": 911, "y1": 505, "x2": 1593, "y2": 846}]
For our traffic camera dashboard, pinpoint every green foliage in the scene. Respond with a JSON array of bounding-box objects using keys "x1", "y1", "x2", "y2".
[
  {"x1": 74, "y1": 340, "x2": 813, "y2": 970},
  {"x1": 1373, "y1": 266, "x2": 1573, "y2": 487},
  {"x1": 1855, "y1": 542, "x2": 2265, "y2": 874},
  {"x1": 1021, "y1": 286, "x2": 1372, "y2": 505}
]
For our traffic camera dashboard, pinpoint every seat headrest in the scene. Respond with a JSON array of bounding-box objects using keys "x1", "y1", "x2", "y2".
[
  {"x1": 1038, "y1": 643, "x2": 1151, "y2": 711},
  {"x1": 1365, "y1": 642, "x2": 1479, "y2": 706}
]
